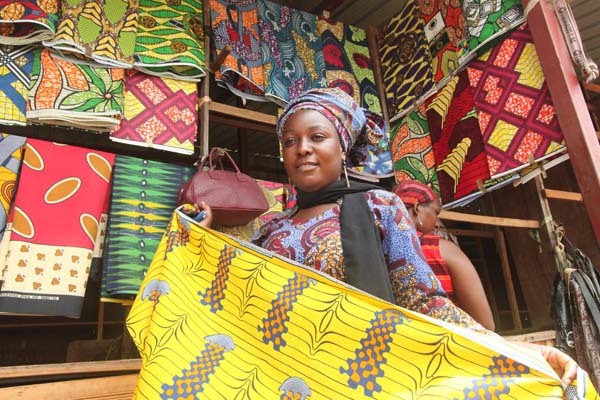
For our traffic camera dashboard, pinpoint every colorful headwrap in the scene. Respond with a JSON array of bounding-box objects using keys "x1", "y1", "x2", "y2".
[
  {"x1": 276, "y1": 87, "x2": 372, "y2": 168},
  {"x1": 393, "y1": 179, "x2": 438, "y2": 207}
]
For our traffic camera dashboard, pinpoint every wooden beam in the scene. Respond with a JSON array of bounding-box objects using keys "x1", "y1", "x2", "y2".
[
  {"x1": 585, "y1": 82, "x2": 600, "y2": 94},
  {"x1": 439, "y1": 210, "x2": 540, "y2": 229},
  {"x1": 495, "y1": 229, "x2": 523, "y2": 330},
  {"x1": 0, "y1": 373, "x2": 138, "y2": 400},
  {"x1": 446, "y1": 228, "x2": 496, "y2": 239},
  {"x1": 366, "y1": 26, "x2": 390, "y2": 124},
  {"x1": 524, "y1": 0, "x2": 600, "y2": 245},
  {"x1": 209, "y1": 102, "x2": 277, "y2": 127},
  {"x1": 544, "y1": 188, "x2": 583, "y2": 202},
  {"x1": 0, "y1": 360, "x2": 141, "y2": 381},
  {"x1": 209, "y1": 114, "x2": 275, "y2": 134}
]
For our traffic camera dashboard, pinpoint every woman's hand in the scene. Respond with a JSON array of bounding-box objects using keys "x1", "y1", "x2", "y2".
[
  {"x1": 182, "y1": 201, "x2": 213, "y2": 228},
  {"x1": 517, "y1": 342, "x2": 578, "y2": 385}
]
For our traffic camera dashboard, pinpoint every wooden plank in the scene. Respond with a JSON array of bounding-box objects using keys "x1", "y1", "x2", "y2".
[
  {"x1": 439, "y1": 210, "x2": 540, "y2": 229},
  {"x1": 495, "y1": 229, "x2": 523, "y2": 330},
  {"x1": 0, "y1": 360, "x2": 141, "y2": 381},
  {"x1": 0, "y1": 374, "x2": 137, "y2": 400},
  {"x1": 209, "y1": 114, "x2": 275, "y2": 134},
  {"x1": 446, "y1": 228, "x2": 496, "y2": 238},
  {"x1": 367, "y1": 26, "x2": 389, "y2": 124},
  {"x1": 209, "y1": 102, "x2": 278, "y2": 127},
  {"x1": 585, "y1": 82, "x2": 600, "y2": 95},
  {"x1": 544, "y1": 188, "x2": 583, "y2": 202},
  {"x1": 503, "y1": 330, "x2": 556, "y2": 344}
]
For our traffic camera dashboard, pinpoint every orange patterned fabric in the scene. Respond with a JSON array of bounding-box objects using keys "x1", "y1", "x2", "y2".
[{"x1": 0, "y1": 139, "x2": 115, "y2": 317}]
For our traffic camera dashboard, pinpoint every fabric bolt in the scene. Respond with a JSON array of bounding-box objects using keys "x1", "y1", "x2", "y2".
[
  {"x1": 389, "y1": 106, "x2": 441, "y2": 197},
  {"x1": 425, "y1": 70, "x2": 490, "y2": 205},
  {"x1": 0, "y1": 134, "x2": 26, "y2": 241},
  {"x1": 26, "y1": 48, "x2": 125, "y2": 132},
  {"x1": 210, "y1": 0, "x2": 265, "y2": 102},
  {"x1": 0, "y1": 139, "x2": 115, "y2": 317},
  {"x1": 102, "y1": 155, "x2": 195, "y2": 298},
  {"x1": 0, "y1": 44, "x2": 35, "y2": 126},
  {"x1": 134, "y1": 0, "x2": 206, "y2": 81},
  {"x1": 0, "y1": 0, "x2": 59, "y2": 45},
  {"x1": 44, "y1": 0, "x2": 139, "y2": 68},
  {"x1": 462, "y1": 0, "x2": 525, "y2": 56},
  {"x1": 379, "y1": 0, "x2": 435, "y2": 121},
  {"x1": 215, "y1": 179, "x2": 285, "y2": 242},
  {"x1": 110, "y1": 69, "x2": 198, "y2": 155},
  {"x1": 258, "y1": 0, "x2": 327, "y2": 106},
  {"x1": 126, "y1": 207, "x2": 599, "y2": 399},
  {"x1": 418, "y1": 0, "x2": 470, "y2": 84},
  {"x1": 467, "y1": 24, "x2": 565, "y2": 178},
  {"x1": 316, "y1": 17, "x2": 381, "y2": 113}
]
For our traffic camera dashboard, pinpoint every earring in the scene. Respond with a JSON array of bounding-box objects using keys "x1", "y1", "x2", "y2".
[
  {"x1": 417, "y1": 217, "x2": 424, "y2": 227},
  {"x1": 342, "y1": 159, "x2": 350, "y2": 188}
]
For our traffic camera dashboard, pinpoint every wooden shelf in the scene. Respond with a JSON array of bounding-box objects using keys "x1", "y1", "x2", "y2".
[{"x1": 439, "y1": 210, "x2": 540, "y2": 229}]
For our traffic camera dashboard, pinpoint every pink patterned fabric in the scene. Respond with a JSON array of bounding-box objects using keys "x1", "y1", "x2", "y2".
[{"x1": 110, "y1": 70, "x2": 198, "y2": 154}]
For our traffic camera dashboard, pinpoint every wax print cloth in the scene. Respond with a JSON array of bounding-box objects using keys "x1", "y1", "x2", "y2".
[
  {"x1": 418, "y1": 0, "x2": 471, "y2": 84},
  {"x1": 258, "y1": 0, "x2": 327, "y2": 106},
  {"x1": 26, "y1": 48, "x2": 125, "y2": 132},
  {"x1": 109, "y1": 69, "x2": 198, "y2": 154},
  {"x1": 134, "y1": 0, "x2": 205, "y2": 81},
  {"x1": 462, "y1": 0, "x2": 525, "y2": 56},
  {"x1": 0, "y1": 134, "x2": 26, "y2": 242},
  {"x1": 389, "y1": 105, "x2": 441, "y2": 197},
  {"x1": 215, "y1": 179, "x2": 285, "y2": 242},
  {"x1": 0, "y1": 0, "x2": 59, "y2": 45},
  {"x1": 317, "y1": 17, "x2": 381, "y2": 113},
  {"x1": 0, "y1": 139, "x2": 115, "y2": 317},
  {"x1": 44, "y1": 0, "x2": 139, "y2": 68},
  {"x1": 0, "y1": 44, "x2": 35, "y2": 126},
  {"x1": 425, "y1": 70, "x2": 490, "y2": 205},
  {"x1": 467, "y1": 24, "x2": 565, "y2": 178},
  {"x1": 379, "y1": 0, "x2": 435, "y2": 121},
  {"x1": 127, "y1": 207, "x2": 600, "y2": 400},
  {"x1": 210, "y1": 0, "x2": 265, "y2": 102},
  {"x1": 102, "y1": 155, "x2": 194, "y2": 298}
]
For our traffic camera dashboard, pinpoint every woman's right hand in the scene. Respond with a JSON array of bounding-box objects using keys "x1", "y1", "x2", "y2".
[{"x1": 183, "y1": 201, "x2": 213, "y2": 228}]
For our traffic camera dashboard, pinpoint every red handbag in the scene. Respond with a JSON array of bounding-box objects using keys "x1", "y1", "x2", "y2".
[{"x1": 178, "y1": 148, "x2": 269, "y2": 226}]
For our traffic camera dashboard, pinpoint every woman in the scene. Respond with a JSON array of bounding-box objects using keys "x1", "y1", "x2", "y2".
[
  {"x1": 194, "y1": 88, "x2": 577, "y2": 385},
  {"x1": 394, "y1": 179, "x2": 496, "y2": 331}
]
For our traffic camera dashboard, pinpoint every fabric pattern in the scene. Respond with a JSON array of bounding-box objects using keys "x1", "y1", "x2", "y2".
[
  {"x1": 45, "y1": 0, "x2": 139, "y2": 68},
  {"x1": 258, "y1": 0, "x2": 327, "y2": 106},
  {"x1": 0, "y1": 139, "x2": 115, "y2": 317},
  {"x1": 379, "y1": 0, "x2": 435, "y2": 121},
  {"x1": 134, "y1": 0, "x2": 206, "y2": 81},
  {"x1": 467, "y1": 24, "x2": 565, "y2": 178},
  {"x1": 462, "y1": 0, "x2": 525, "y2": 56},
  {"x1": 26, "y1": 48, "x2": 125, "y2": 132},
  {"x1": 0, "y1": 44, "x2": 34, "y2": 126},
  {"x1": 419, "y1": 0, "x2": 470, "y2": 84},
  {"x1": 317, "y1": 17, "x2": 381, "y2": 113},
  {"x1": 390, "y1": 106, "x2": 441, "y2": 196},
  {"x1": 0, "y1": 0, "x2": 59, "y2": 45},
  {"x1": 425, "y1": 70, "x2": 490, "y2": 204},
  {"x1": 0, "y1": 134, "x2": 26, "y2": 241},
  {"x1": 127, "y1": 207, "x2": 600, "y2": 399},
  {"x1": 420, "y1": 233, "x2": 454, "y2": 299},
  {"x1": 110, "y1": 69, "x2": 198, "y2": 154},
  {"x1": 254, "y1": 189, "x2": 481, "y2": 329},
  {"x1": 210, "y1": 0, "x2": 265, "y2": 101},
  {"x1": 102, "y1": 155, "x2": 194, "y2": 298}
]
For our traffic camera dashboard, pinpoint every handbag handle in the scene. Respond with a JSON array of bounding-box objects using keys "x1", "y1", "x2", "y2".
[{"x1": 196, "y1": 148, "x2": 241, "y2": 173}]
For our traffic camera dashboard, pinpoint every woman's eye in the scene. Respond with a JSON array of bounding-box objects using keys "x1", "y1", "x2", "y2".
[
  {"x1": 312, "y1": 133, "x2": 326, "y2": 141},
  {"x1": 283, "y1": 138, "x2": 296, "y2": 147}
]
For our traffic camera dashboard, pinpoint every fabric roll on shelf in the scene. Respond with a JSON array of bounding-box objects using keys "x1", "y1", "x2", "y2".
[
  {"x1": 0, "y1": 0, "x2": 60, "y2": 45},
  {"x1": 0, "y1": 44, "x2": 36, "y2": 127}
]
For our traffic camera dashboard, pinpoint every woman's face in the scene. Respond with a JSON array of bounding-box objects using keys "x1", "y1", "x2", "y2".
[
  {"x1": 280, "y1": 109, "x2": 344, "y2": 192},
  {"x1": 416, "y1": 199, "x2": 441, "y2": 234}
]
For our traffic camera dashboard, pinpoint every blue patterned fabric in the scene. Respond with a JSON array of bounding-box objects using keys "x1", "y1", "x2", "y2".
[{"x1": 0, "y1": 45, "x2": 34, "y2": 126}]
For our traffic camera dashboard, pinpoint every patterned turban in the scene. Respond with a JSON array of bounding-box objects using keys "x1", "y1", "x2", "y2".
[
  {"x1": 393, "y1": 179, "x2": 438, "y2": 207},
  {"x1": 277, "y1": 87, "x2": 385, "y2": 170}
]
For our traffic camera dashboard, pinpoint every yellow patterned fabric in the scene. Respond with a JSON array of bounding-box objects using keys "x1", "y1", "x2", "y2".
[{"x1": 127, "y1": 208, "x2": 598, "y2": 399}]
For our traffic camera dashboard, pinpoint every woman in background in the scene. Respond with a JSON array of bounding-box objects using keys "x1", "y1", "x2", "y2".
[{"x1": 394, "y1": 180, "x2": 495, "y2": 330}]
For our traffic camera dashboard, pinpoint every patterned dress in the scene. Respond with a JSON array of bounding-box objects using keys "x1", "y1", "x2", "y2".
[{"x1": 254, "y1": 189, "x2": 484, "y2": 331}]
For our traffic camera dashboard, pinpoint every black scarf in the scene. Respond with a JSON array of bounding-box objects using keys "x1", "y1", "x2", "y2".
[{"x1": 296, "y1": 180, "x2": 395, "y2": 303}]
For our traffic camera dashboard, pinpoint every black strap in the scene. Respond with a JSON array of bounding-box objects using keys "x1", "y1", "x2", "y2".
[{"x1": 570, "y1": 270, "x2": 600, "y2": 335}]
